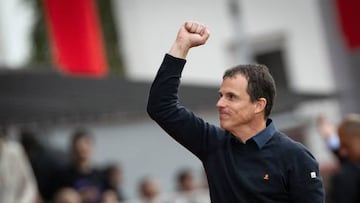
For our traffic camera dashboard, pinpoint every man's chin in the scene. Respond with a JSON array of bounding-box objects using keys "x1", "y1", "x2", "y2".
[{"x1": 219, "y1": 122, "x2": 229, "y2": 130}]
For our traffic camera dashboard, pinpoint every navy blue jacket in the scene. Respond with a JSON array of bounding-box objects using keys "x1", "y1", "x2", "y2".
[{"x1": 147, "y1": 54, "x2": 324, "y2": 203}]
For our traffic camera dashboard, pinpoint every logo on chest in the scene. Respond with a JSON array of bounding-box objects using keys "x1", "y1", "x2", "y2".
[{"x1": 263, "y1": 173, "x2": 270, "y2": 180}]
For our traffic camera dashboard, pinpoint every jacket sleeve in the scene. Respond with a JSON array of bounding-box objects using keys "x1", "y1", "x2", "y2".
[
  {"x1": 288, "y1": 143, "x2": 325, "y2": 203},
  {"x1": 147, "y1": 54, "x2": 222, "y2": 161}
]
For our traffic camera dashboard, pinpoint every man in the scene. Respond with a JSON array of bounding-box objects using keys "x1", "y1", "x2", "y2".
[
  {"x1": 338, "y1": 114, "x2": 360, "y2": 162},
  {"x1": 173, "y1": 169, "x2": 210, "y2": 203},
  {"x1": 316, "y1": 115, "x2": 354, "y2": 202},
  {"x1": 334, "y1": 114, "x2": 360, "y2": 203},
  {"x1": 59, "y1": 130, "x2": 107, "y2": 203},
  {"x1": 147, "y1": 21, "x2": 324, "y2": 202}
]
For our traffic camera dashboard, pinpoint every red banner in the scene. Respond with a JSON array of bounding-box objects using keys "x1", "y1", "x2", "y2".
[
  {"x1": 43, "y1": 0, "x2": 108, "y2": 77},
  {"x1": 336, "y1": 0, "x2": 360, "y2": 50}
]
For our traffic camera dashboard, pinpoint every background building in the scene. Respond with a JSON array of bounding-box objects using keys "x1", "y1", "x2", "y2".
[{"x1": 0, "y1": 0, "x2": 359, "y2": 199}]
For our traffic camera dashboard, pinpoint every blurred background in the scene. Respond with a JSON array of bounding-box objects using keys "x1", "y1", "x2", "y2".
[{"x1": 0, "y1": 0, "x2": 359, "y2": 203}]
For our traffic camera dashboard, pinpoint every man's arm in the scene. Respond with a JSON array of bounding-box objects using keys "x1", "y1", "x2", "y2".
[
  {"x1": 147, "y1": 22, "x2": 221, "y2": 161},
  {"x1": 316, "y1": 115, "x2": 340, "y2": 152},
  {"x1": 288, "y1": 144, "x2": 325, "y2": 203}
]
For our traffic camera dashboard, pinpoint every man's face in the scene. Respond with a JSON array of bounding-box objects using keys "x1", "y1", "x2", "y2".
[
  {"x1": 73, "y1": 136, "x2": 93, "y2": 163},
  {"x1": 216, "y1": 74, "x2": 257, "y2": 132},
  {"x1": 339, "y1": 127, "x2": 360, "y2": 163},
  {"x1": 142, "y1": 179, "x2": 159, "y2": 200},
  {"x1": 181, "y1": 174, "x2": 195, "y2": 192}
]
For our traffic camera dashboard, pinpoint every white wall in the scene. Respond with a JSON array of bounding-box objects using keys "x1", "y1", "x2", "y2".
[
  {"x1": 113, "y1": 0, "x2": 335, "y2": 93},
  {"x1": 112, "y1": 0, "x2": 233, "y2": 86}
]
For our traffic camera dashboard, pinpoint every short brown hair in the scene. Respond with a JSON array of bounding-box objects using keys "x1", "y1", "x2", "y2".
[{"x1": 339, "y1": 114, "x2": 360, "y2": 136}]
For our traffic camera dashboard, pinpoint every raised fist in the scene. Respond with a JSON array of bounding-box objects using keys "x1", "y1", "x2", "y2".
[
  {"x1": 177, "y1": 21, "x2": 210, "y2": 48},
  {"x1": 169, "y1": 21, "x2": 210, "y2": 58}
]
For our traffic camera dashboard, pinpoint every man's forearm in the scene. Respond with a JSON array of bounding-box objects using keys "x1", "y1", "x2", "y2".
[
  {"x1": 147, "y1": 54, "x2": 186, "y2": 120},
  {"x1": 168, "y1": 42, "x2": 190, "y2": 59}
]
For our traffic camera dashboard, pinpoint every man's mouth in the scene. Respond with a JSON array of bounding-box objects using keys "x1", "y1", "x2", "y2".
[{"x1": 219, "y1": 111, "x2": 230, "y2": 119}]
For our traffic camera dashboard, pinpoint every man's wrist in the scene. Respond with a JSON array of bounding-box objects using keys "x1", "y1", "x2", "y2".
[{"x1": 168, "y1": 42, "x2": 190, "y2": 59}]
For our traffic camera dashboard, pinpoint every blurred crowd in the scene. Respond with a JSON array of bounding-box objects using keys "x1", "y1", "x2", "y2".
[
  {"x1": 0, "y1": 128, "x2": 210, "y2": 203},
  {"x1": 1, "y1": 113, "x2": 360, "y2": 203}
]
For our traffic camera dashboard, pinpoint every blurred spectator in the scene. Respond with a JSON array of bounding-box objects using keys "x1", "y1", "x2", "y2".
[
  {"x1": 316, "y1": 115, "x2": 342, "y2": 203},
  {"x1": 317, "y1": 114, "x2": 360, "y2": 203},
  {"x1": 176, "y1": 169, "x2": 196, "y2": 192},
  {"x1": 101, "y1": 190, "x2": 121, "y2": 203},
  {"x1": 0, "y1": 127, "x2": 38, "y2": 203},
  {"x1": 338, "y1": 114, "x2": 360, "y2": 162},
  {"x1": 317, "y1": 115, "x2": 342, "y2": 159},
  {"x1": 103, "y1": 163, "x2": 126, "y2": 201},
  {"x1": 172, "y1": 169, "x2": 210, "y2": 203},
  {"x1": 53, "y1": 188, "x2": 81, "y2": 203},
  {"x1": 126, "y1": 176, "x2": 169, "y2": 203},
  {"x1": 20, "y1": 130, "x2": 66, "y2": 202},
  {"x1": 332, "y1": 114, "x2": 360, "y2": 203},
  {"x1": 58, "y1": 129, "x2": 107, "y2": 203}
]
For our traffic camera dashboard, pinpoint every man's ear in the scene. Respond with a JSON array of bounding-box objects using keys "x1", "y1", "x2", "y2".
[{"x1": 254, "y1": 98, "x2": 267, "y2": 114}]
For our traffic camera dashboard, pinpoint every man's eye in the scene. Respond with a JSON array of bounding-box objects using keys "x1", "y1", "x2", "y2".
[{"x1": 227, "y1": 94, "x2": 235, "y2": 100}]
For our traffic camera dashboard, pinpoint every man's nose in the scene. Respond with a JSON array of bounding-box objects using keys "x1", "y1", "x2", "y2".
[{"x1": 216, "y1": 97, "x2": 225, "y2": 108}]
